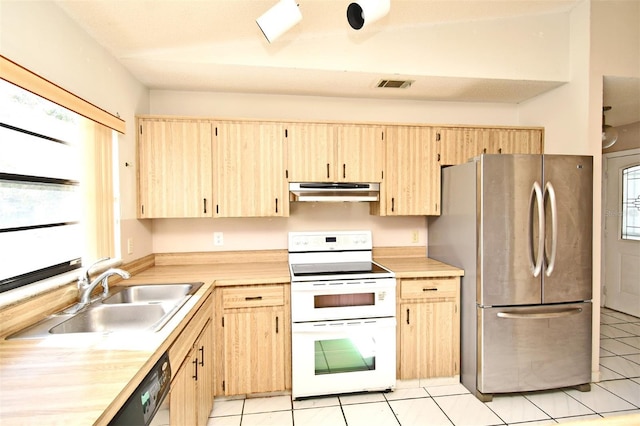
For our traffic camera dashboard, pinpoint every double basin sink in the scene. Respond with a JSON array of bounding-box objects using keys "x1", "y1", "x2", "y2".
[{"x1": 9, "y1": 282, "x2": 203, "y2": 339}]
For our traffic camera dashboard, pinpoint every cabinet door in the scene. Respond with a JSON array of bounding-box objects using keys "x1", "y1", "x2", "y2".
[
  {"x1": 138, "y1": 119, "x2": 213, "y2": 218},
  {"x1": 400, "y1": 301, "x2": 457, "y2": 379},
  {"x1": 490, "y1": 129, "x2": 543, "y2": 155},
  {"x1": 336, "y1": 125, "x2": 384, "y2": 182},
  {"x1": 286, "y1": 123, "x2": 335, "y2": 182},
  {"x1": 384, "y1": 126, "x2": 439, "y2": 215},
  {"x1": 223, "y1": 309, "x2": 285, "y2": 395},
  {"x1": 214, "y1": 121, "x2": 287, "y2": 217},
  {"x1": 170, "y1": 350, "x2": 198, "y2": 426},
  {"x1": 196, "y1": 321, "x2": 214, "y2": 426},
  {"x1": 438, "y1": 127, "x2": 490, "y2": 165}
]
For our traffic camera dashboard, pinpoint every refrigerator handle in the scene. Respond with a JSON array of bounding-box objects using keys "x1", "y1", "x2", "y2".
[
  {"x1": 528, "y1": 181, "x2": 544, "y2": 277},
  {"x1": 544, "y1": 182, "x2": 558, "y2": 277},
  {"x1": 497, "y1": 308, "x2": 582, "y2": 320}
]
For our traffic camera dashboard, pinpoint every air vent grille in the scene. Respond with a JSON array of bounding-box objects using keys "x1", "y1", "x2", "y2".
[{"x1": 377, "y1": 79, "x2": 414, "y2": 89}]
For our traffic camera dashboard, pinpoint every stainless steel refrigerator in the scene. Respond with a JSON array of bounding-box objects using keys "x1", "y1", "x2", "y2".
[{"x1": 428, "y1": 154, "x2": 593, "y2": 402}]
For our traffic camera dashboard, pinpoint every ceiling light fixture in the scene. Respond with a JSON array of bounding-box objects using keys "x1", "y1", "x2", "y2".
[
  {"x1": 256, "y1": 0, "x2": 302, "y2": 43},
  {"x1": 602, "y1": 106, "x2": 618, "y2": 149},
  {"x1": 347, "y1": 0, "x2": 390, "y2": 30}
]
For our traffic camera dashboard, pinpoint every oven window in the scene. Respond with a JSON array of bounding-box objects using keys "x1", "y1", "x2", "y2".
[
  {"x1": 314, "y1": 293, "x2": 375, "y2": 308},
  {"x1": 314, "y1": 337, "x2": 376, "y2": 375}
]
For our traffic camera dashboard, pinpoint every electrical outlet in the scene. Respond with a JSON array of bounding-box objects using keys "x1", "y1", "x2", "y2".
[
  {"x1": 127, "y1": 238, "x2": 134, "y2": 255},
  {"x1": 411, "y1": 230, "x2": 419, "y2": 243},
  {"x1": 214, "y1": 232, "x2": 224, "y2": 246}
]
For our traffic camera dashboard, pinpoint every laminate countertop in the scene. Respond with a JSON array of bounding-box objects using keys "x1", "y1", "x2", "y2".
[{"x1": 0, "y1": 255, "x2": 462, "y2": 425}]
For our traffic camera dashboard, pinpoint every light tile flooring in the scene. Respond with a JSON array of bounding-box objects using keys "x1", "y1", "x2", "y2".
[{"x1": 207, "y1": 308, "x2": 640, "y2": 425}]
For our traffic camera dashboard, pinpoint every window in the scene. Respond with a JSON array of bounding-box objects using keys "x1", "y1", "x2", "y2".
[
  {"x1": 622, "y1": 164, "x2": 640, "y2": 241},
  {"x1": 0, "y1": 78, "x2": 118, "y2": 293}
]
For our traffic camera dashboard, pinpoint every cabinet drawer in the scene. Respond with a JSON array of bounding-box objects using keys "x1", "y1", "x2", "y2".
[
  {"x1": 400, "y1": 278, "x2": 458, "y2": 300},
  {"x1": 222, "y1": 285, "x2": 284, "y2": 309}
]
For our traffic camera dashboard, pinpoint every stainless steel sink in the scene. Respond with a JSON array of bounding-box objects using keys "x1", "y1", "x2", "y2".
[
  {"x1": 7, "y1": 282, "x2": 204, "y2": 339},
  {"x1": 49, "y1": 304, "x2": 168, "y2": 334},
  {"x1": 102, "y1": 283, "x2": 197, "y2": 304}
]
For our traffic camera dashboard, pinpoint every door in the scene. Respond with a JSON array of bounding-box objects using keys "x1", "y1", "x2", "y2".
[
  {"x1": 286, "y1": 123, "x2": 335, "y2": 182},
  {"x1": 336, "y1": 125, "x2": 384, "y2": 182},
  {"x1": 542, "y1": 155, "x2": 593, "y2": 304},
  {"x1": 604, "y1": 150, "x2": 640, "y2": 316},
  {"x1": 478, "y1": 302, "x2": 592, "y2": 394},
  {"x1": 223, "y1": 309, "x2": 285, "y2": 395},
  {"x1": 214, "y1": 121, "x2": 287, "y2": 217},
  {"x1": 479, "y1": 154, "x2": 542, "y2": 306}
]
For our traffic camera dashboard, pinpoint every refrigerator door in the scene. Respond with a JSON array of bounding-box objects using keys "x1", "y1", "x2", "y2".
[
  {"x1": 479, "y1": 155, "x2": 543, "y2": 306},
  {"x1": 477, "y1": 302, "x2": 592, "y2": 394},
  {"x1": 542, "y1": 155, "x2": 593, "y2": 304}
]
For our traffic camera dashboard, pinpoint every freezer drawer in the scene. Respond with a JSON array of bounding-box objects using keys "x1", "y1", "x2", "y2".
[{"x1": 478, "y1": 302, "x2": 591, "y2": 394}]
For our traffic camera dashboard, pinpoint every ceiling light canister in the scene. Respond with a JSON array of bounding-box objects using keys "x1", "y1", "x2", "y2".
[
  {"x1": 347, "y1": 0, "x2": 390, "y2": 30},
  {"x1": 256, "y1": 0, "x2": 302, "y2": 43}
]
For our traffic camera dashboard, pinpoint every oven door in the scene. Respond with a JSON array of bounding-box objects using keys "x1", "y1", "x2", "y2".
[
  {"x1": 290, "y1": 278, "x2": 396, "y2": 322},
  {"x1": 291, "y1": 317, "x2": 396, "y2": 399}
]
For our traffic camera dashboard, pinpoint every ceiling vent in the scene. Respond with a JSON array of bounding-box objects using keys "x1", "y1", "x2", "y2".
[{"x1": 377, "y1": 79, "x2": 414, "y2": 89}]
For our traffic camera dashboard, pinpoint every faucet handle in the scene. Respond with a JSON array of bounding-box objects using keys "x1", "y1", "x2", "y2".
[{"x1": 78, "y1": 257, "x2": 111, "y2": 287}]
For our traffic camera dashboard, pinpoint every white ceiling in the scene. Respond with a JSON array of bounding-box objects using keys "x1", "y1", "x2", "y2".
[{"x1": 54, "y1": 0, "x2": 637, "y2": 125}]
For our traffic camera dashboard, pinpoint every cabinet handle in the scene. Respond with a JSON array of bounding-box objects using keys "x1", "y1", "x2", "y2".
[
  {"x1": 276, "y1": 316, "x2": 279, "y2": 334},
  {"x1": 199, "y1": 346, "x2": 205, "y2": 366},
  {"x1": 406, "y1": 308, "x2": 410, "y2": 325},
  {"x1": 327, "y1": 163, "x2": 330, "y2": 179},
  {"x1": 245, "y1": 296, "x2": 263, "y2": 301},
  {"x1": 192, "y1": 358, "x2": 198, "y2": 381},
  {"x1": 275, "y1": 198, "x2": 278, "y2": 213},
  {"x1": 391, "y1": 198, "x2": 395, "y2": 212},
  {"x1": 483, "y1": 148, "x2": 487, "y2": 154},
  {"x1": 203, "y1": 198, "x2": 207, "y2": 214},
  {"x1": 498, "y1": 148, "x2": 502, "y2": 154},
  {"x1": 423, "y1": 288, "x2": 438, "y2": 292},
  {"x1": 343, "y1": 164, "x2": 346, "y2": 179}
]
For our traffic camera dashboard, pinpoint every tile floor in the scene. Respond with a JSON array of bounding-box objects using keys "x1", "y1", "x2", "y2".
[{"x1": 207, "y1": 307, "x2": 640, "y2": 425}]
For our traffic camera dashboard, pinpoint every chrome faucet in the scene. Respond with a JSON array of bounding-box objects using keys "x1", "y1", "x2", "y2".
[{"x1": 72, "y1": 258, "x2": 131, "y2": 310}]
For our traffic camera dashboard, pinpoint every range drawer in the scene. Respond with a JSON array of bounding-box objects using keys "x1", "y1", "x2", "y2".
[
  {"x1": 222, "y1": 285, "x2": 284, "y2": 309},
  {"x1": 400, "y1": 277, "x2": 458, "y2": 300}
]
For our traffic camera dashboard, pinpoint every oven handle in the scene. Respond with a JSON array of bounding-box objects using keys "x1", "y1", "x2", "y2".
[
  {"x1": 292, "y1": 318, "x2": 396, "y2": 333},
  {"x1": 292, "y1": 282, "x2": 396, "y2": 291}
]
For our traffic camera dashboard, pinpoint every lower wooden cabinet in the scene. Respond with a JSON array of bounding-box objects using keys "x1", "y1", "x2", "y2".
[
  {"x1": 169, "y1": 295, "x2": 214, "y2": 426},
  {"x1": 214, "y1": 284, "x2": 291, "y2": 396},
  {"x1": 397, "y1": 277, "x2": 460, "y2": 380}
]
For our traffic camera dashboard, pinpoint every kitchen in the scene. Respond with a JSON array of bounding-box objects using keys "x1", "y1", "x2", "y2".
[{"x1": 1, "y1": 0, "x2": 639, "y2": 425}]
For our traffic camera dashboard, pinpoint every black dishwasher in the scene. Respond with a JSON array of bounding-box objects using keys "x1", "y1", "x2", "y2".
[{"x1": 109, "y1": 352, "x2": 171, "y2": 426}]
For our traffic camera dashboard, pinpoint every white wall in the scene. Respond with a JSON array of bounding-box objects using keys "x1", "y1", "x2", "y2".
[{"x1": 0, "y1": 0, "x2": 153, "y2": 263}]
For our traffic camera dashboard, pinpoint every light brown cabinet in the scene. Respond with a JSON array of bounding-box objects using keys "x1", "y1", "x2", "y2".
[
  {"x1": 213, "y1": 121, "x2": 288, "y2": 217},
  {"x1": 438, "y1": 127, "x2": 544, "y2": 166},
  {"x1": 374, "y1": 126, "x2": 440, "y2": 216},
  {"x1": 169, "y1": 295, "x2": 214, "y2": 426},
  {"x1": 397, "y1": 277, "x2": 460, "y2": 380},
  {"x1": 137, "y1": 118, "x2": 213, "y2": 218},
  {"x1": 286, "y1": 123, "x2": 384, "y2": 182},
  {"x1": 214, "y1": 284, "x2": 291, "y2": 396}
]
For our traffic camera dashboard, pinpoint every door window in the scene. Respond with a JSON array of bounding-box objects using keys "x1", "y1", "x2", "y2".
[
  {"x1": 622, "y1": 164, "x2": 640, "y2": 241},
  {"x1": 314, "y1": 336, "x2": 376, "y2": 375}
]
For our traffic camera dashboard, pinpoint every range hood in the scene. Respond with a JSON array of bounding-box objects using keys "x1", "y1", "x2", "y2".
[{"x1": 289, "y1": 182, "x2": 380, "y2": 202}]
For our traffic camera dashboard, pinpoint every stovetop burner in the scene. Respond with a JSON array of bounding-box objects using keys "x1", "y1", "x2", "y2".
[{"x1": 291, "y1": 261, "x2": 390, "y2": 277}]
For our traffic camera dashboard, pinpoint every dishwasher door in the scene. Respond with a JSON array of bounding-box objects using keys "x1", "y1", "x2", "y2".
[{"x1": 109, "y1": 352, "x2": 171, "y2": 426}]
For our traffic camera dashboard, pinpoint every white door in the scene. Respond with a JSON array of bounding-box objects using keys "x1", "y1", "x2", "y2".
[{"x1": 603, "y1": 149, "x2": 640, "y2": 317}]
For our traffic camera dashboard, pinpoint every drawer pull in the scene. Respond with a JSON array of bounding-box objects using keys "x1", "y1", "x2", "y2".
[
  {"x1": 422, "y1": 288, "x2": 438, "y2": 292},
  {"x1": 245, "y1": 296, "x2": 263, "y2": 301}
]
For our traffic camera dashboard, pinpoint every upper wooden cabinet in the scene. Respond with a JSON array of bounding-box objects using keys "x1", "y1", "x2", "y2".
[
  {"x1": 438, "y1": 127, "x2": 544, "y2": 166},
  {"x1": 137, "y1": 118, "x2": 213, "y2": 218},
  {"x1": 213, "y1": 121, "x2": 288, "y2": 217},
  {"x1": 286, "y1": 123, "x2": 384, "y2": 182},
  {"x1": 375, "y1": 126, "x2": 440, "y2": 216}
]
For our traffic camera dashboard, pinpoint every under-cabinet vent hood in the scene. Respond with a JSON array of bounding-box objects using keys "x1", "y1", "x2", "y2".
[{"x1": 289, "y1": 183, "x2": 380, "y2": 202}]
